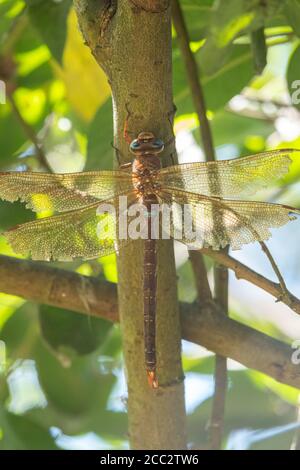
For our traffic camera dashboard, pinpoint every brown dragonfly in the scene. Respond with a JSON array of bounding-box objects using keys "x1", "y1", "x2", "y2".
[{"x1": 0, "y1": 133, "x2": 299, "y2": 388}]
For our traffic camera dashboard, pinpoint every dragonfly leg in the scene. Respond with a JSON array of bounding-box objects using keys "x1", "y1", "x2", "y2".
[
  {"x1": 169, "y1": 151, "x2": 176, "y2": 166},
  {"x1": 119, "y1": 162, "x2": 132, "y2": 170},
  {"x1": 167, "y1": 103, "x2": 177, "y2": 129},
  {"x1": 111, "y1": 142, "x2": 122, "y2": 166},
  {"x1": 111, "y1": 142, "x2": 132, "y2": 169},
  {"x1": 165, "y1": 104, "x2": 177, "y2": 165}
]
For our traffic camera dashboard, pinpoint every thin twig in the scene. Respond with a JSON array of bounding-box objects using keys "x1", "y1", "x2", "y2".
[
  {"x1": 7, "y1": 93, "x2": 52, "y2": 172},
  {"x1": 172, "y1": 0, "x2": 228, "y2": 449},
  {"x1": 2, "y1": 8, "x2": 28, "y2": 55},
  {"x1": 189, "y1": 251, "x2": 212, "y2": 302},
  {"x1": 209, "y1": 253, "x2": 228, "y2": 450},
  {"x1": 171, "y1": 0, "x2": 215, "y2": 162},
  {"x1": 200, "y1": 248, "x2": 300, "y2": 315},
  {"x1": 259, "y1": 241, "x2": 291, "y2": 306}
]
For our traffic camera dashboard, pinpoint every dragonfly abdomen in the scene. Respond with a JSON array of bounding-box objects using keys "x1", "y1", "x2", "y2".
[
  {"x1": 129, "y1": 132, "x2": 164, "y2": 389},
  {"x1": 143, "y1": 197, "x2": 158, "y2": 389}
]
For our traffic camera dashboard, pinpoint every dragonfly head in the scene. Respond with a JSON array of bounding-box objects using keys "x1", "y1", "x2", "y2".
[{"x1": 130, "y1": 132, "x2": 164, "y2": 156}]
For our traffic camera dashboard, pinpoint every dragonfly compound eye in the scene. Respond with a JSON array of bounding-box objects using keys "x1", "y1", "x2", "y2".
[{"x1": 152, "y1": 139, "x2": 164, "y2": 153}]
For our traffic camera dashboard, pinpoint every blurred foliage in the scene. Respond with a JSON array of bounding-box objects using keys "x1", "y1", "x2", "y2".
[{"x1": 0, "y1": 0, "x2": 300, "y2": 450}]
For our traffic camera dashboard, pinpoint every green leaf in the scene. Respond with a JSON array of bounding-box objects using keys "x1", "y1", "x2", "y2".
[
  {"x1": 87, "y1": 98, "x2": 114, "y2": 170},
  {"x1": 197, "y1": 0, "x2": 256, "y2": 76},
  {"x1": 0, "y1": 1, "x2": 25, "y2": 49},
  {"x1": 1, "y1": 306, "x2": 119, "y2": 437},
  {"x1": 287, "y1": 44, "x2": 300, "y2": 111},
  {"x1": 0, "y1": 105, "x2": 27, "y2": 166},
  {"x1": 35, "y1": 340, "x2": 116, "y2": 416},
  {"x1": 179, "y1": 0, "x2": 214, "y2": 41},
  {"x1": 250, "y1": 27, "x2": 267, "y2": 75},
  {"x1": 284, "y1": 0, "x2": 300, "y2": 36},
  {"x1": 174, "y1": 44, "x2": 253, "y2": 114},
  {"x1": 0, "y1": 303, "x2": 38, "y2": 355},
  {"x1": 209, "y1": 110, "x2": 273, "y2": 148},
  {"x1": 198, "y1": 0, "x2": 282, "y2": 76},
  {"x1": 188, "y1": 369, "x2": 295, "y2": 446},
  {"x1": 39, "y1": 304, "x2": 112, "y2": 356},
  {"x1": 90, "y1": 410, "x2": 128, "y2": 439},
  {"x1": 0, "y1": 200, "x2": 34, "y2": 231},
  {"x1": 26, "y1": 0, "x2": 72, "y2": 63}
]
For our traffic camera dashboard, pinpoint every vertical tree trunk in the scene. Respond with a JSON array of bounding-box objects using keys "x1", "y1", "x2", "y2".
[{"x1": 74, "y1": 0, "x2": 187, "y2": 449}]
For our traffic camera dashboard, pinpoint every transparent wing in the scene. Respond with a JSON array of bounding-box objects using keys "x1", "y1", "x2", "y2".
[
  {"x1": 0, "y1": 170, "x2": 133, "y2": 212},
  {"x1": 3, "y1": 193, "x2": 136, "y2": 261},
  {"x1": 158, "y1": 189, "x2": 300, "y2": 250},
  {"x1": 157, "y1": 149, "x2": 295, "y2": 198}
]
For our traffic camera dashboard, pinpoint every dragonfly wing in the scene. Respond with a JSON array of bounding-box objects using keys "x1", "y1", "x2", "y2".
[
  {"x1": 158, "y1": 189, "x2": 300, "y2": 250},
  {"x1": 3, "y1": 193, "x2": 136, "y2": 261},
  {"x1": 0, "y1": 170, "x2": 132, "y2": 212},
  {"x1": 157, "y1": 149, "x2": 295, "y2": 198}
]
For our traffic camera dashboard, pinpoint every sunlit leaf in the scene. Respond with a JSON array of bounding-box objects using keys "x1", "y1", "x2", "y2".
[
  {"x1": 248, "y1": 370, "x2": 300, "y2": 406},
  {"x1": 53, "y1": 9, "x2": 110, "y2": 122},
  {"x1": 86, "y1": 98, "x2": 114, "y2": 170},
  {"x1": 198, "y1": 0, "x2": 282, "y2": 76}
]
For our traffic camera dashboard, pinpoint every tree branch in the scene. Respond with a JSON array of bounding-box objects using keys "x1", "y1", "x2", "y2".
[
  {"x1": 181, "y1": 301, "x2": 300, "y2": 390},
  {"x1": 210, "y1": 259, "x2": 228, "y2": 450},
  {"x1": 0, "y1": 255, "x2": 299, "y2": 389},
  {"x1": 0, "y1": 255, "x2": 118, "y2": 321}
]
